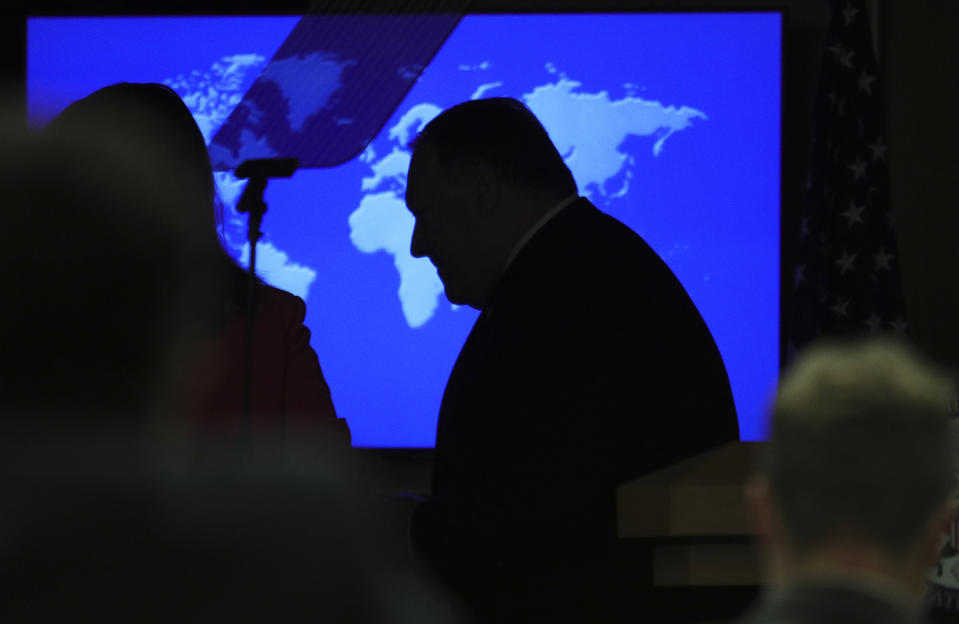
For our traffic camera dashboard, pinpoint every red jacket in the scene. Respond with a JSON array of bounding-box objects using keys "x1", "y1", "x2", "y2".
[{"x1": 184, "y1": 285, "x2": 346, "y2": 444}]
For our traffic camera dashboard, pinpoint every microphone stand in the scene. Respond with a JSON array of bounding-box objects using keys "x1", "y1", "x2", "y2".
[{"x1": 234, "y1": 158, "x2": 299, "y2": 448}]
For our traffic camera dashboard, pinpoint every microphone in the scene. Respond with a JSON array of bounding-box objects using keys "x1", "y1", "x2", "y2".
[
  {"x1": 234, "y1": 158, "x2": 298, "y2": 215},
  {"x1": 235, "y1": 157, "x2": 298, "y2": 180}
]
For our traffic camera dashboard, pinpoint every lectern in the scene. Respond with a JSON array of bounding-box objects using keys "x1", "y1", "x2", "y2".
[{"x1": 617, "y1": 442, "x2": 765, "y2": 620}]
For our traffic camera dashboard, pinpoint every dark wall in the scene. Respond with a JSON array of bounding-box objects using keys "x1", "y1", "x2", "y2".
[{"x1": 880, "y1": 0, "x2": 959, "y2": 370}]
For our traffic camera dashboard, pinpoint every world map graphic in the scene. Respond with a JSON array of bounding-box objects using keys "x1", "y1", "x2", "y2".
[
  {"x1": 165, "y1": 53, "x2": 707, "y2": 327},
  {"x1": 27, "y1": 13, "x2": 782, "y2": 445}
]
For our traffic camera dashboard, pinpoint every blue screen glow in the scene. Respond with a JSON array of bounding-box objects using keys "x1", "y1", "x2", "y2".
[{"x1": 28, "y1": 13, "x2": 781, "y2": 445}]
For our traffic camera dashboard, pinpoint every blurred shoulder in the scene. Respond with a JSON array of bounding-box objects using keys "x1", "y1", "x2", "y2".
[
  {"x1": 254, "y1": 284, "x2": 307, "y2": 325},
  {"x1": 256, "y1": 284, "x2": 304, "y2": 307}
]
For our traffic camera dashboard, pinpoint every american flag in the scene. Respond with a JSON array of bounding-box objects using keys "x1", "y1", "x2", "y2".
[{"x1": 787, "y1": 0, "x2": 907, "y2": 361}]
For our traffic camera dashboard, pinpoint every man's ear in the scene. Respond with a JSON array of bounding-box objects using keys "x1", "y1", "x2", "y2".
[{"x1": 473, "y1": 162, "x2": 499, "y2": 216}]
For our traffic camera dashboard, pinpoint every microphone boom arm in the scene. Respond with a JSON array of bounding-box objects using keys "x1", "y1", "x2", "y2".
[{"x1": 233, "y1": 157, "x2": 299, "y2": 447}]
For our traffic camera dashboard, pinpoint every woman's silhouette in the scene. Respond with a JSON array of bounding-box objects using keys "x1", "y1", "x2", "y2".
[{"x1": 49, "y1": 83, "x2": 345, "y2": 447}]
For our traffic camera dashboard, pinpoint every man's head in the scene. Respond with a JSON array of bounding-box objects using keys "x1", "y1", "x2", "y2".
[
  {"x1": 405, "y1": 97, "x2": 576, "y2": 309},
  {"x1": 751, "y1": 338, "x2": 955, "y2": 596}
]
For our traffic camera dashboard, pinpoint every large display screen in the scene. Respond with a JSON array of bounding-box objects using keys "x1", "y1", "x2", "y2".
[{"x1": 28, "y1": 13, "x2": 781, "y2": 446}]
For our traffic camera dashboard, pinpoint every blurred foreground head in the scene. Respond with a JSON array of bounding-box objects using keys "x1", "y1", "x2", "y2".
[
  {"x1": 753, "y1": 338, "x2": 955, "y2": 597},
  {"x1": 0, "y1": 111, "x2": 222, "y2": 421},
  {"x1": 0, "y1": 445, "x2": 462, "y2": 623}
]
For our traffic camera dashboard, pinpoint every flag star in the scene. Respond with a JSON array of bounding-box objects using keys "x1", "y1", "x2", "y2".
[
  {"x1": 843, "y1": 3, "x2": 860, "y2": 26},
  {"x1": 835, "y1": 250, "x2": 857, "y2": 275},
  {"x1": 828, "y1": 43, "x2": 845, "y2": 59},
  {"x1": 840, "y1": 49, "x2": 855, "y2": 70},
  {"x1": 858, "y1": 71, "x2": 876, "y2": 95},
  {"x1": 873, "y1": 246, "x2": 894, "y2": 272},
  {"x1": 830, "y1": 297, "x2": 851, "y2": 318},
  {"x1": 840, "y1": 202, "x2": 865, "y2": 226},
  {"x1": 794, "y1": 264, "x2": 806, "y2": 287},
  {"x1": 890, "y1": 316, "x2": 909, "y2": 335},
  {"x1": 836, "y1": 97, "x2": 847, "y2": 117},
  {"x1": 864, "y1": 313, "x2": 882, "y2": 333},
  {"x1": 868, "y1": 137, "x2": 887, "y2": 161},
  {"x1": 848, "y1": 156, "x2": 867, "y2": 180}
]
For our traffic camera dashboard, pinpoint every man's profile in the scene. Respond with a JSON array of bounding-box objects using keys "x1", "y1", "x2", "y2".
[
  {"x1": 743, "y1": 338, "x2": 955, "y2": 624},
  {"x1": 405, "y1": 97, "x2": 738, "y2": 622}
]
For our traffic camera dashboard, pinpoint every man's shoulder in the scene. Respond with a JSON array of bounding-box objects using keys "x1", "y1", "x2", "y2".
[
  {"x1": 509, "y1": 198, "x2": 660, "y2": 284},
  {"x1": 503, "y1": 196, "x2": 695, "y2": 313},
  {"x1": 544, "y1": 197, "x2": 647, "y2": 251}
]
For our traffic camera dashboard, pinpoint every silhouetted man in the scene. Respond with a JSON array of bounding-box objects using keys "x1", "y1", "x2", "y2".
[
  {"x1": 405, "y1": 97, "x2": 738, "y2": 621},
  {"x1": 742, "y1": 338, "x2": 955, "y2": 624}
]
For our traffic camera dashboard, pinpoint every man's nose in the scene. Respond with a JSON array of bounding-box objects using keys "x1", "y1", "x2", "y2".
[{"x1": 410, "y1": 221, "x2": 428, "y2": 258}]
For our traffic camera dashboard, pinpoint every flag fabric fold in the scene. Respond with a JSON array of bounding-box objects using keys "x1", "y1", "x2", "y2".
[{"x1": 788, "y1": 0, "x2": 907, "y2": 361}]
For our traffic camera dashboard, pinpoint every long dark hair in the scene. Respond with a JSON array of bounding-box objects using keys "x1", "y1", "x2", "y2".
[{"x1": 48, "y1": 82, "x2": 255, "y2": 320}]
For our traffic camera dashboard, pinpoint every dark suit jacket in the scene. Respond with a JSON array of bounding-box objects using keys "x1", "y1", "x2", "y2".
[
  {"x1": 739, "y1": 582, "x2": 921, "y2": 624},
  {"x1": 413, "y1": 198, "x2": 738, "y2": 619}
]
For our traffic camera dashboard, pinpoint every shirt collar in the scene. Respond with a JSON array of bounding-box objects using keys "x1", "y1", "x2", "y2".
[{"x1": 502, "y1": 193, "x2": 579, "y2": 273}]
